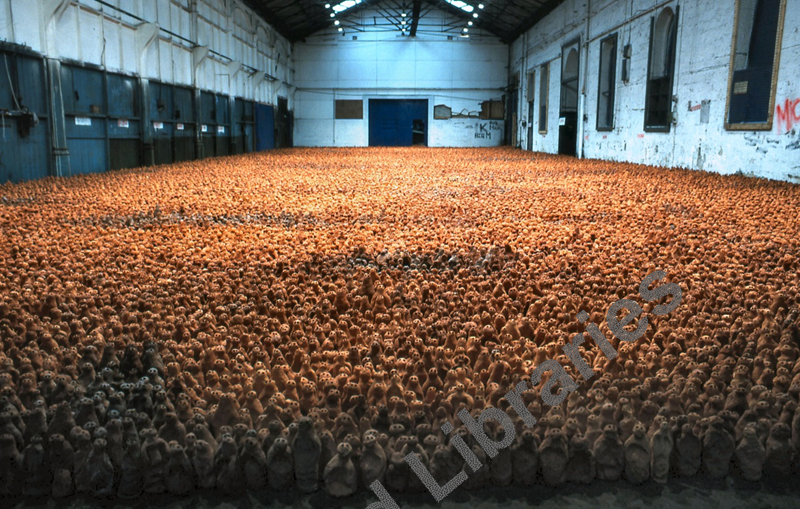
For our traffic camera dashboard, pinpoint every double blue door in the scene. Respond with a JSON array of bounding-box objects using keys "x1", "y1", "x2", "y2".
[{"x1": 369, "y1": 99, "x2": 427, "y2": 147}]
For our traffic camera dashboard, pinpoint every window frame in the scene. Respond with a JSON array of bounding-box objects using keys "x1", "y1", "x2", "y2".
[
  {"x1": 724, "y1": 0, "x2": 787, "y2": 131},
  {"x1": 644, "y1": 6, "x2": 679, "y2": 133},
  {"x1": 335, "y1": 99, "x2": 364, "y2": 120},
  {"x1": 596, "y1": 33, "x2": 618, "y2": 132},
  {"x1": 538, "y1": 62, "x2": 549, "y2": 134},
  {"x1": 527, "y1": 69, "x2": 536, "y2": 104}
]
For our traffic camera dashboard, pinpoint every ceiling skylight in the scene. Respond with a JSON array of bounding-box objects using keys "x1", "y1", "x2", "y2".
[
  {"x1": 446, "y1": 0, "x2": 475, "y2": 13},
  {"x1": 331, "y1": 0, "x2": 362, "y2": 14}
]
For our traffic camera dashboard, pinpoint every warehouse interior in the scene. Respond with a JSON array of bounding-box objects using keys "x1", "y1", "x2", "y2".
[{"x1": 1, "y1": 0, "x2": 800, "y2": 507}]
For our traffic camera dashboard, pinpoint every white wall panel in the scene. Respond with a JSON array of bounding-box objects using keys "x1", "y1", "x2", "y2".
[
  {"x1": 120, "y1": 26, "x2": 137, "y2": 73},
  {"x1": 55, "y1": 5, "x2": 81, "y2": 61},
  {"x1": 2, "y1": 0, "x2": 292, "y2": 106}
]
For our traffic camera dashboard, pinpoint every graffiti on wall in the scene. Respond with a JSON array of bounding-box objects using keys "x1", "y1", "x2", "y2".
[
  {"x1": 776, "y1": 98, "x2": 800, "y2": 134},
  {"x1": 474, "y1": 120, "x2": 502, "y2": 139}
]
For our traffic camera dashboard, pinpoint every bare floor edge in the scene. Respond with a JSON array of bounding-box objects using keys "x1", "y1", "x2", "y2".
[{"x1": 10, "y1": 479, "x2": 800, "y2": 509}]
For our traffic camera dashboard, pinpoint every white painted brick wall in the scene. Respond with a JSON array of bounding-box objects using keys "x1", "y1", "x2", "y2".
[
  {"x1": 511, "y1": 0, "x2": 800, "y2": 182},
  {"x1": 293, "y1": 7, "x2": 508, "y2": 148}
]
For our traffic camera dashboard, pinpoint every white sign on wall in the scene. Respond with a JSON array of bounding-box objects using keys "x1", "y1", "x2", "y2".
[
  {"x1": 75, "y1": 117, "x2": 92, "y2": 126},
  {"x1": 217, "y1": 126, "x2": 225, "y2": 134},
  {"x1": 177, "y1": 123, "x2": 185, "y2": 131},
  {"x1": 558, "y1": 117, "x2": 566, "y2": 126},
  {"x1": 118, "y1": 119, "x2": 129, "y2": 128},
  {"x1": 153, "y1": 121, "x2": 164, "y2": 130},
  {"x1": 201, "y1": 125, "x2": 208, "y2": 133}
]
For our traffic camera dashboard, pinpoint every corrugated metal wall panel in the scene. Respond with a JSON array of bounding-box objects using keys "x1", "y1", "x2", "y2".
[
  {"x1": 0, "y1": 116, "x2": 51, "y2": 183},
  {"x1": 149, "y1": 82, "x2": 173, "y2": 165},
  {"x1": 153, "y1": 121, "x2": 173, "y2": 166},
  {"x1": 215, "y1": 93, "x2": 230, "y2": 156},
  {"x1": 17, "y1": 56, "x2": 47, "y2": 114},
  {"x1": 200, "y1": 91, "x2": 216, "y2": 157},
  {"x1": 0, "y1": 51, "x2": 50, "y2": 183},
  {"x1": 108, "y1": 73, "x2": 141, "y2": 170},
  {"x1": 234, "y1": 97, "x2": 254, "y2": 154},
  {"x1": 62, "y1": 64, "x2": 107, "y2": 175},
  {"x1": 173, "y1": 86, "x2": 195, "y2": 162},
  {"x1": 108, "y1": 74, "x2": 137, "y2": 119}
]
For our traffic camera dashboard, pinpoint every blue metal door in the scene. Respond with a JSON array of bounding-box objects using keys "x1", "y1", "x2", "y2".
[
  {"x1": 369, "y1": 99, "x2": 427, "y2": 147},
  {"x1": 255, "y1": 103, "x2": 274, "y2": 151}
]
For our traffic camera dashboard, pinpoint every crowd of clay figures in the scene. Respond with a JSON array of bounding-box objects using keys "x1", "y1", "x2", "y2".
[{"x1": 1, "y1": 147, "x2": 800, "y2": 500}]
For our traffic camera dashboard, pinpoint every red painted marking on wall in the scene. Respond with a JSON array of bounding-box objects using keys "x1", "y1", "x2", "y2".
[
  {"x1": 776, "y1": 98, "x2": 800, "y2": 134},
  {"x1": 637, "y1": 133, "x2": 645, "y2": 138},
  {"x1": 602, "y1": 135, "x2": 608, "y2": 139},
  {"x1": 689, "y1": 103, "x2": 702, "y2": 112}
]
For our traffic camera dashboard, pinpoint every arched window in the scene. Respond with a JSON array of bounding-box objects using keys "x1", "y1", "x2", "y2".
[
  {"x1": 726, "y1": 0, "x2": 787, "y2": 129},
  {"x1": 538, "y1": 62, "x2": 549, "y2": 134},
  {"x1": 596, "y1": 33, "x2": 618, "y2": 130},
  {"x1": 650, "y1": 9, "x2": 675, "y2": 79},
  {"x1": 645, "y1": 7, "x2": 678, "y2": 131},
  {"x1": 560, "y1": 48, "x2": 580, "y2": 112}
]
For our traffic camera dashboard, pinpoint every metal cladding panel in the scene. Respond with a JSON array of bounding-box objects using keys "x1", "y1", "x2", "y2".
[
  {"x1": 255, "y1": 103, "x2": 274, "y2": 151},
  {"x1": 66, "y1": 137, "x2": 106, "y2": 175},
  {"x1": 0, "y1": 52, "x2": 50, "y2": 182},
  {"x1": 235, "y1": 98, "x2": 244, "y2": 121},
  {"x1": 63, "y1": 65, "x2": 105, "y2": 116},
  {"x1": 174, "y1": 126, "x2": 196, "y2": 162},
  {"x1": 200, "y1": 132, "x2": 215, "y2": 157},
  {"x1": 109, "y1": 139, "x2": 141, "y2": 170},
  {"x1": 61, "y1": 64, "x2": 107, "y2": 176},
  {"x1": 235, "y1": 98, "x2": 254, "y2": 122},
  {"x1": 108, "y1": 74, "x2": 138, "y2": 119},
  {"x1": 0, "y1": 117, "x2": 50, "y2": 183},
  {"x1": 200, "y1": 91, "x2": 216, "y2": 124},
  {"x1": 214, "y1": 94, "x2": 230, "y2": 156},
  {"x1": 58, "y1": 64, "x2": 75, "y2": 112},
  {"x1": 233, "y1": 98, "x2": 254, "y2": 154},
  {"x1": 0, "y1": 55, "x2": 15, "y2": 108},
  {"x1": 153, "y1": 137, "x2": 172, "y2": 166},
  {"x1": 152, "y1": 120, "x2": 173, "y2": 165},
  {"x1": 244, "y1": 123, "x2": 254, "y2": 152},
  {"x1": 65, "y1": 116, "x2": 105, "y2": 139},
  {"x1": 149, "y1": 82, "x2": 174, "y2": 122},
  {"x1": 215, "y1": 132, "x2": 230, "y2": 157},
  {"x1": 173, "y1": 86, "x2": 194, "y2": 122},
  {"x1": 16, "y1": 56, "x2": 47, "y2": 114},
  {"x1": 215, "y1": 94, "x2": 230, "y2": 125},
  {"x1": 108, "y1": 118, "x2": 140, "y2": 139}
]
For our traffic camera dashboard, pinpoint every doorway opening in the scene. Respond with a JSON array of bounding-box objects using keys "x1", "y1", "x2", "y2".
[
  {"x1": 368, "y1": 99, "x2": 428, "y2": 146},
  {"x1": 559, "y1": 41, "x2": 580, "y2": 156}
]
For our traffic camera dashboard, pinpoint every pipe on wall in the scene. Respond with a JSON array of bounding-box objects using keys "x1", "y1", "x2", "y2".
[{"x1": 578, "y1": 0, "x2": 592, "y2": 159}]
